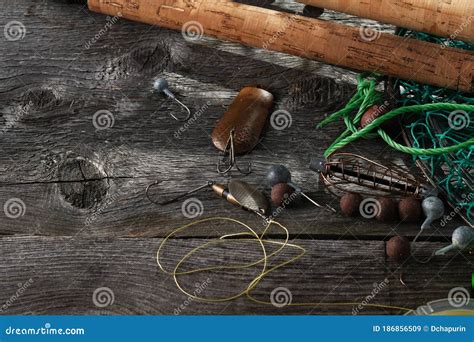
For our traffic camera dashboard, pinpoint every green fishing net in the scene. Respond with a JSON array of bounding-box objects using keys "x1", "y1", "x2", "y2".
[
  {"x1": 318, "y1": 29, "x2": 473, "y2": 224},
  {"x1": 396, "y1": 29, "x2": 473, "y2": 224}
]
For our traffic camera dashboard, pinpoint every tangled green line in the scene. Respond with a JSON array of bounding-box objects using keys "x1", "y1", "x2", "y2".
[
  {"x1": 317, "y1": 30, "x2": 473, "y2": 223},
  {"x1": 317, "y1": 75, "x2": 474, "y2": 158}
]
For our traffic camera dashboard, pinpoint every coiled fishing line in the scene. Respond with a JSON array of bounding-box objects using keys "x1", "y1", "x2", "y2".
[{"x1": 156, "y1": 216, "x2": 412, "y2": 312}]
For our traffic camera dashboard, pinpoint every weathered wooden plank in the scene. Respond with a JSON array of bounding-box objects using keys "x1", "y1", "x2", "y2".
[
  {"x1": 0, "y1": 1, "x2": 459, "y2": 237},
  {"x1": 1, "y1": 0, "x2": 469, "y2": 319},
  {"x1": 1, "y1": 237, "x2": 470, "y2": 315},
  {"x1": 0, "y1": 177, "x2": 462, "y2": 238},
  {"x1": 388, "y1": 241, "x2": 474, "y2": 312}
]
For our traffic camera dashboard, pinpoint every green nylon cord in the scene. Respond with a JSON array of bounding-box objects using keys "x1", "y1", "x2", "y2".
[
  {"x1": 322, "y1": 103, "x2": 474, "y2": 158},
  {"x1": 317, "y1": 29, "x2": 473, "y2": 224},
  {"x1": 394, "y1": 30, "x2": 473, "y2": 223}
]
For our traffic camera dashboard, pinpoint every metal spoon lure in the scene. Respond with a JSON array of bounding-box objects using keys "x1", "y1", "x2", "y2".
[{"x1": 145, "y1": 179, "x2": 269, "y2": 219}]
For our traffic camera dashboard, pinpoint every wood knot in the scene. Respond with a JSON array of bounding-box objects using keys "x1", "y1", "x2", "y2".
[
  {"x1": 96, "y1": 39, "x2": 189, "y2": 80},
  {"x1": 21, "y1": 87, "x2": 62, "y2": 109},
  {"x1": 58, "y1": 157, "x2": 108, "y2": 209}
]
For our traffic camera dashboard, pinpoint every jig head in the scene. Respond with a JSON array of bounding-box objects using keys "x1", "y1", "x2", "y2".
[
  {"x1": 435, "y1": 226, "x2": 474, "y2": 256},
  {"x1": 420, "y1": 196, "x2": 445, "y2": 230},
  {"x1": 153, "y1": 78, "x2": 192, "y2": 122}
]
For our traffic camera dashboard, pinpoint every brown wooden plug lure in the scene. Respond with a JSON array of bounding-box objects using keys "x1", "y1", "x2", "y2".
[{"x1": 212, "y1": 87, "x2": 274, "y2": 175}]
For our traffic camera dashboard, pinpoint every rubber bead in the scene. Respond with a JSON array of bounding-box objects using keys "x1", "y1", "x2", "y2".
[
  {"x1": 376, "y1": 197, "x2": 398, "y2": 222},
  {"x1": 386, "y1": 235, "x2": 411, "y2": 263},
  {"x1": 398, "y1": 197, "x2": 422, "y2": 223},
  {"x1": 339, "y1": 193, "x2": 363, "y2": 217},
  {"x1": 271, "y1": 183, "x2": 295, "y2": 206}
]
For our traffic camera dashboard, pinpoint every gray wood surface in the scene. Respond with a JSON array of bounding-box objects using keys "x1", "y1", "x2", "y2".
[
  {"x1": 1, "y1": 237, "x2": 471, "y2": 315},
  {"x1": 0, "y1": 0, "x2": 471, "y2": 315}
]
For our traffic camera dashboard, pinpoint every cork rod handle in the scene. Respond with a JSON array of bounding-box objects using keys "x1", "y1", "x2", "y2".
[
  {"x1": 299, "y1": 0, "x2": 474, "y2": 43},
  {"x1": 87, "y1": 0, "x2": 473, "y2": 92}
]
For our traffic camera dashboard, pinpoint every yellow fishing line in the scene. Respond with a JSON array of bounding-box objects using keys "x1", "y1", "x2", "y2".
[{"x1": 156, "y1": 216, "x2": 413, "y2": 312}]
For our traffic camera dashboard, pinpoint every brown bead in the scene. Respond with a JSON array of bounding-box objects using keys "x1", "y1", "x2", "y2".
[
  {"x1": 360, "y1": 105, "x2": 386, "y2": 128},
  {"x1": 360, "y1": 104, "x2": 400, "y2": 136},
  {"x1": 376, "y1": 197, "x2": 398, "y2": 222},
  {"x1": 340, "y1": 192, "x2": 363, "y2": 217},
  {"x1": 386, "y1": 235, "x2": 411, "y2": 263},
  {"x1": 271, "y1": 183, "x2": 295, "y2": 206},
  {"x1": 398, "y1": 197, "x2": 422, "y2": 223}
]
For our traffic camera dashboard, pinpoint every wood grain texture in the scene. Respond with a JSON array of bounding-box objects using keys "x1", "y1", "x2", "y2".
[
  {"x1": 1, "y1": 0, "x2": 472, "y2": 315},
  {"x1": 0, "y1": 176, "x2": 464, "y2": 239},
  {"x1": 0, "y1": 0, "x2": 463, "y2": 238},
  {"x1": 87, "y1": 0, "x2": 474, "y2": 91},
  {"x1": 0, "y1": 237, "x2": 472, "y2": 315}
]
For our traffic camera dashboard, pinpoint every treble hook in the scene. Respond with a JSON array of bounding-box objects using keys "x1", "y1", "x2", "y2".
[
  {"x1": 153, "y1": 78, "x2": 192, "y2": 122},
  {"x1": 146, "y1": 180, "x2": 215, "y2": 205},
  {"x1": 217, "y1": 128, "x2": 252, "y2": 175}
]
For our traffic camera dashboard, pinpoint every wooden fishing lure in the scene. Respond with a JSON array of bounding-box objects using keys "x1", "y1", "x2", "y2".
[
  {"x1": 212, "y1": 86, "x2": 273, "y2": 154},
  {"x1": 212, "y1": 86, "x2": 274, "y2": 174}
]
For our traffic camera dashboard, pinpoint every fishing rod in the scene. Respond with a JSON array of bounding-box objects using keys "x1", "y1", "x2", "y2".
[
  {"x1": 68, "y1": 0, "x2": 473, "y2": 92},
  {"x1": 300, "y1": 0, "x2": 474, "y2": 43}
]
